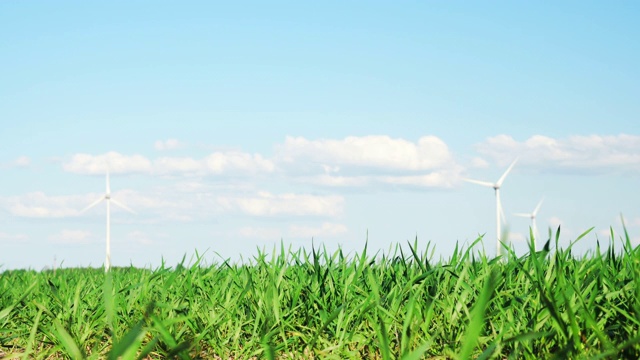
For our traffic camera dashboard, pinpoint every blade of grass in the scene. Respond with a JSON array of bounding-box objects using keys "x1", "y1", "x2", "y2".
[{"x1": 457, "y1": 269, "x2": 498, "y2": 360}]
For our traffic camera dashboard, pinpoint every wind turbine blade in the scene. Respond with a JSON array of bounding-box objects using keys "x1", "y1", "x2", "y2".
[
  {"x1": 500, "y1": 202, "x2": 507, "y2": 225},
  {"x1": 463, "y1": 178, "x2": 495, "y2": 187},
  {"x1": 111, "y1": 198, "x2": 136, "y2": 214},
  {"x1": 81, "y1": 197, "x2": 105, "y2": 213},
  {"x1": 106, "y1": 169, "x2": 111, "y2": 194},
  {"x1": 532, "y1": 198, "x2": 544, "y2": 216},
  {"x1": 496, "y1": 158, "x2": 518, "y2": 187},
  {"x1": 514, "y1": 213, "x2": 532, "y2": 218}
]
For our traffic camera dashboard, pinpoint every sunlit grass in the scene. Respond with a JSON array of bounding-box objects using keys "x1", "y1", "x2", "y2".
[{"x1": 1, "y1": 225, "x2": 640, "y2": 359}]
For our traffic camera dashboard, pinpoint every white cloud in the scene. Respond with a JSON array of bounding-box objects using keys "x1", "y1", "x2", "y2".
[
  {"x1": 238, "y1": 226, "x2": 283, "y2": 240},
  {"x1": 297, "y1": 170, "x2": 460, "y2": 189},
  {"x1": 64, "y1": 152, "x2": 153, "y2": 175},
  {"x1": 0, "y1": 232, "x2": 29, "y2": 242},
  {"x1": 217, "y1": 192, "x2": 344, "y2": 217},
  {"x1": 97, "y1": 190, "x2": 197, "y2": 223},
  {"x1": 7, "y1": 184, "x2": 334, "y2": 222},
  {"x1": 507, "y1": 231, "x2": 527, "y2": 243},
  {"x1": 598, "y1": 228, "x2": 614, "y2": 239},
  {"x1": 62, "y1": 135, "x2": 460, "y2": 189},
  {"x1": 548, "y1": 216, "x2": 563, "y2": 228},
  {"x1": 379, "y1": 170, "x2": 459, "y2": 188},
  {"x1": 278, "y1": 135, "x2": 454, "y2": 171},
  {"x1": 155, "y1": 152, "x2": 275, "y2": 175},
  {"x1": 3, "y1": 186, "x2": 279, "y2": 222},
  {"x1": 0, "y1": 184, "x2": 250, "y2": 224},
  {"x1": 171, "y1": 181, "x2": 209, "y2": 193},
  {"x1": 13, "y1": 156, "x2": 31, "y2": 167},
  {"x1": 112, "y1": 189, "x2": 171, "y2": 210},
  {"x1": 298, "y1": 174, "x2": 371, "y2": 187},
  {"x1": 154, "y1": 139, "x2": 183, "y2": 151},
  {"x1": 5, "y1": 192, "x2": 85, "y2": 218},
  {"x1": 621, "y1": 216, "x2": 640, "y2": 228},
  {"x1": 0, "y1": 156, "x2": 31, "y2": 169},
  {"x1": 2, "y1": 190, "x2": 174, "y2": 219},
  {"x1": 470, "y1": 157, "x2": 489, "y2": 168},
  {"x1": 49, "y1": 230, "x2": 92, "y2": 245},
  {"x1": 545, "y1": 216, "x2": 575, "y2": 241},
  {"x1": 64, "y1": 151, "x2": 275, "y2": 176},
  {"x1": 277, "y1": 135, "x2": 462, "y2": 189},
  {"x1": 203, "y1": 152, "x2": 275, "y2": 174},
  {"x1": 154, "y1": 156, "x2": 202, "y2": 174},
  {"x1": 127, "y1": 231, "x2": 153, "y2": 245},
  {"x1": 171, "y1": 180, "x2": 253, "y2": 194},
  {"x1": 475, "y1": 134, "x2": 640, "y2": 173},
  {"x1": 288, "y1": 222, "x2": 348, "y2": 238}
]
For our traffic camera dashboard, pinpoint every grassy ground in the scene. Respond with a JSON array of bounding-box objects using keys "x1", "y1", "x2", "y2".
[{"x1": 1, "y1": 226, "x2": 640, "y2": 359}]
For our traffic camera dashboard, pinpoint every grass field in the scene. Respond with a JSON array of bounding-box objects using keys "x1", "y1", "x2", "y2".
[{"x1": 2, "y1": 226, "x2": 640, "y2": 359}]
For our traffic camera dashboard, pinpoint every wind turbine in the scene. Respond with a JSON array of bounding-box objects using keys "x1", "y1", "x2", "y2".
[
  {"x1": 514, "y1": 198, "x2": 544, "y2": 251},
  {"x1": 464, "y1": 158, "x2": 518, "y2": 258},
  {"x1": 81, "y1": 169, "x2": 135, "y2": 272}
]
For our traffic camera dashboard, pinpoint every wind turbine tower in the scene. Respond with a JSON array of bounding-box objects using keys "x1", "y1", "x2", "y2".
[
  {"x1": 81, "y1": 169, "x2": 135, "y2": 272},
  {"x1": 515, "y1": 198, "x2": 544, "y2": 252},
  {"x1": 464, "y1": 158, "x2": 518, "y2": 258}
]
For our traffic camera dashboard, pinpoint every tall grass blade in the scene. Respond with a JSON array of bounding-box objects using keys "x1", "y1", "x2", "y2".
[
  {"x1": 457, "y1": 269, "x2": 498, "y2": 360},
  {"x1": 53, "y1": 319, "x2": 84, "y2": 360}
]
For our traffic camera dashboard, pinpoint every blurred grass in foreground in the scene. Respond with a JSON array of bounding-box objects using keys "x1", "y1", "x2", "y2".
[{"x1": 1, "y1": 225, "x2": 640, "y2": 359}]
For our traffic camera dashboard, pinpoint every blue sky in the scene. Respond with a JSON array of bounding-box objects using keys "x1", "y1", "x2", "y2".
[{"x1": 1, "y1": 2, "x2": 639, "y2": 270}]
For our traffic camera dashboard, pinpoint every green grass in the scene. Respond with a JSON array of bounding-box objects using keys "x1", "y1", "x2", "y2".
[{"x1": 1, "y1": 226, "x2": 640, "y2": 359}]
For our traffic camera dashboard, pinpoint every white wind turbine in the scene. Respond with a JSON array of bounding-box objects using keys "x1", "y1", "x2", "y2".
[
  {"x1": 514, "y1": 198, "x2": 544, "y2": 252},
  {"x1": 464, "y1": 158, "x2": 518, "y2": 258},
  {"x1": 81, "y1": 169, "x2": 135, "y2": 272}
]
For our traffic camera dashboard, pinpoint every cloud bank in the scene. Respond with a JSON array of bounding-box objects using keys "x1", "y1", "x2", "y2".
[
  {"x1": 277, "y1": 135, "x2": 454, "y2": 171},
  {"x1": 64, "y1": 151, "x2": 275, "y2": 176},
  {"x1": 62, "y1": 135, "x2": 463, "y2": 189},
  {"x1": 217, "y1": 192, "x2": 344, "y2": 217},
  {"x1": 49, "y1": 230, "x2": 92, "y2": 245},
  {"x1": 475, "y1": 134, "x2": 640, "y2": 173},
  {"x1": 277, "y1": 135, "x2": 462, "y2": 188},
  {"x1": 12, "y1": 133, "x2": 639, "y2": 223}
]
